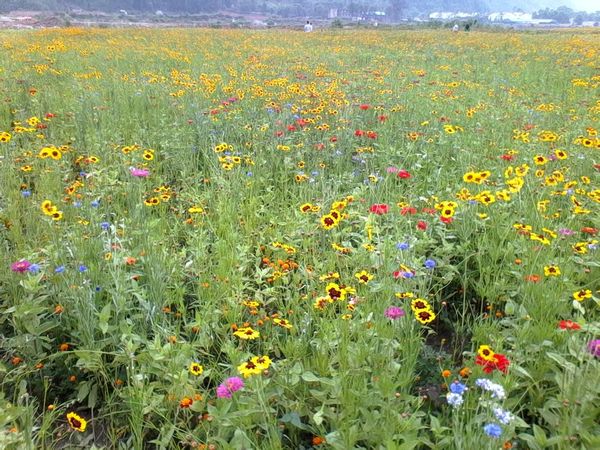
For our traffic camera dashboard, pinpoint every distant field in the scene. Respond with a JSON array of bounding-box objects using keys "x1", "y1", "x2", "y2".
[{"x1": 0, "y1": 28, "x2": 599, "y2": 449}]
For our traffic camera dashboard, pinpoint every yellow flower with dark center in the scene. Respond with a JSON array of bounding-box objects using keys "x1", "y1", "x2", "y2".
[
  {"x1": 354, "y1": 270, "x2": 374, "y2": 284},
  {"x1": 572, "y1": 242, "x2": 588, "y2": 254},
  {"x1": 238, "y1": 360, "x2": 262, "y2": 378},
  {"x1": 0, "y1": 131, "x2": 11, "y2": 143},
  {"x1": 543, "y1": 265, "x2": 560, "y2": 277},
  {"x1": 142, "y1": 150, "x2": 154, "y2": 161},
  {"x1": 395, "y1": 291, "x2": 415, "y2": 299},
  {"x1": 325, "y1": 282, "x2": 346, "y2": 301},
  {"x1": 188, "y1": 206, "x2": 204, "y2": 214},
  {"x1": 300, "y1": 203, "x2": 313, "y2": 213},
  {"x1": 233, "y1": 327, "x2": 260, "y2": 340},
  {"x1": 66, "y1": 412, "x2": 87, "y2": 432},
  {"x1": 410, "y1": 298, "x2": 431, "y2": 312},
  {"x1": 251, "y1": 355, "x2": 272, "y2": 370},
  {"x1": 273, "y1": 318, "x2": 293, "y2": 329},
  {"x1": 320, "y1": 214, "x2": 338, "y2": 230},
  {"x1": 415, "y1": 309, "x2": 436, "y2": 324},
  {"x1": 477, "y1": 345, "x2": 496, "y2": 362},
  {"x1": 573, "y1": 289, "x2": 592, "y2": 302},
  {"x1": 144, "y1": 197, "x2": 160, "y2": 207},
  {"x1": 189, "y1": 362, "x2": 204, "y2": 376}
]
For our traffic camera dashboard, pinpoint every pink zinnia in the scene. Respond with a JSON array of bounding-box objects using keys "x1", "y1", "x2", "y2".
[
  {"x1": 217, "y1": 376, "x2": 244, "y2": 399},
  {"x1": 11, "y1": 260, "x2": 31, "y2": 273},
  {"x1": 369, "y1": 203, "x2": 389, "y2": 215},
  {"x1": 129, "y1": 167, "x2": 150, "y2": 177},
  {"x1": 385, "y1": 306, "x2": 405, "y2": 320}
]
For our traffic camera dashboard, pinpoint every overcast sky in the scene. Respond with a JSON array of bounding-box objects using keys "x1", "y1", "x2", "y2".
[{"x1": 570, "y1": 0, "x2": 599, "y2": 11}]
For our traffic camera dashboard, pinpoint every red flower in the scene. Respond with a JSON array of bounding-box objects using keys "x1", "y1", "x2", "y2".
[
  {"x1": 287, "y1": 125, "x2": 297, "y2": 132},
  {"x1": 475, "y1": 353, "x2": 510, "y2": 374},
  {"x1": 329, "y1": 136, "x2": 338, "y2": 142},
  {"x1": 275, "y1": 131, "x2": 284, "y2": 137},
  {"x1": 417, "y1": 220, "x2": 427, "y2": 231},
  {"x1": 501, "y1": 154, "x2": 514, "y2": 161},
  {"x1": 524, "y1": 274, "x2": 540, "y2": 283},
  {"x1": 440, "y1": 216, "x2": 453, "y2": 224},
  {"x1": 366, "y1": 131, "x2": 378, "y2": 139},
  {"x1": 369, "y1": 204, "x2": 389, "y2": 215},
  {"x1": 400, "y1": 206, "x2": 417, "y2": 216},
  {"x1": 397, "y1": 170, "x2": 411, "y2": 179},
  {"x1": 359, "y1": 104, "x2": 370, "y2": 110},
  {"x1": 378, "y1": 115, "x2": 388, "y2": 122},
  {"x1": 581, "y1": 227, "x2": 597, "y2": 235},
  {"x1": 354, "y1": 129, "x2": 365, "y2": 137},
  {"x1": 558, "y1": 320, "x2": 581, "y2": 330}
]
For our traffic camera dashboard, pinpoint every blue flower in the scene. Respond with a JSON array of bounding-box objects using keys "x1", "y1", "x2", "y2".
[
  {"x1": 100, "y1": 222, "x2": 110, "y2": 230},
  {"x1": 446, "y1": 393, "x2": 463, "y2": 408},
  {"x1": 90, "y1": 200, "x2": 100, "y2": 208},
  {"x1": 449, "y1": 381, "x2": 467, "y2": 395},
  {"x1": 78, "y1": 265, "x2": 88, "y2": 273},
  {"x1": 483, "y1": 423, "x2": 502, "y2": 438},
  {"x1": 28, "y1": 263, "x2": 41, "y2": 274},
  {"x1": 55, "y1": 265, "x2": 65, "y2": 273},
  {"x1": 21, "y1": 190, "x2": 32, "y2": 197},
  {"x1": 424, "y1": 259, "x2": 436, "y2": 269},
  {"x1": 396, "y1": 242, "x2": 410, "y2": 250}
]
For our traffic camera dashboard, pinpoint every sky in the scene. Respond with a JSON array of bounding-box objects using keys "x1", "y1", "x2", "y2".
[{"x1": 569, "y1": 0, "x2": 599, "y2": 11}]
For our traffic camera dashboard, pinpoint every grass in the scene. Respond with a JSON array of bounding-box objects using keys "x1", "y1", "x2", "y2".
[{"x1": 0, "y1": 27, "x2": 599, "y2": 449}]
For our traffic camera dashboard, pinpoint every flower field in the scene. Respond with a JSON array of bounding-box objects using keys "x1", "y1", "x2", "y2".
[{"x1": 0, "y1": 27, "x2": 599, "y2": 449}]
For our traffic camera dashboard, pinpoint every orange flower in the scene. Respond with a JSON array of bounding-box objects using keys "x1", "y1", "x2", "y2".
[
  {"x1": 312, "y1": 436, "x2": 326, "y2": 446},
  {"x1": 180, "y1": 397, "x2": 193, "y2": 408},
  {"x1": 459, "y1": 367, "x2": 471, "y2": 378},
  {"x1": 59, "y1": 343, "x2": 69, "y2": 352},
  {"x1": 441, "y1": 369, "x2": 451, "y2": 378},
  {"x1": 54, "y1": 304, "x2": 64, "y2": 314}
]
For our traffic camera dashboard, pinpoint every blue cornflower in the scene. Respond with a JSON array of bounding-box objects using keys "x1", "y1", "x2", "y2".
[
  {"x1": 424, "y1": 259, "x2": 436, "y2": 269},
  {"x1": 246, "y1": 171, "x2": 253, "y2": 177},
  {"x1": 21, "y1": 190, "x2": 32, "y2": 197},
  {"x1": 449, "y1": 381, "x2": 467, "y2": 395},
  {"x1": 90, "y1": 200, "x2": 100, "y2": 208},
  {"x1": 483, "y1": 423, "x2": 502, "y2": 438},
  {"x1": 493, "y1": 407, "x2": 514, "y2": 425},
  {"x1": 396, "y1": 242, "x2": 410, "y2": 250},
  {"x1": 73, "y1": 201, "x2": 82, "y2": 208},
  {"x1": 28, "y1": 264, "x2": 41, "y2": 274},
  {"x1": 100, "y1": 222, "x2": 110, "y2": 230},
  {"x1": 446, "y1": 393, "x2": 463, "y2": 408},
  {"x1": 78, "y1": 265, "x2": 88, "y2": 273},
  {"x1": 55, "y1": 265, "x2": 65, "y2": 273}
]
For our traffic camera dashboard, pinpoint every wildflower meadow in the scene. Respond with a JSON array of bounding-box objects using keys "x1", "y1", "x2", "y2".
[{"x1": 0, "y1": 27, "x2": 599, "y2": 449}]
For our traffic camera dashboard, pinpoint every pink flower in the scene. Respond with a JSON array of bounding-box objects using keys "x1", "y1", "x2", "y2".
[
  {"x1": 397, "y1": 170, "x2": 411, "y2": 179},
  {"x1": 216, "y1": 384, "x2": 232, "y2": 399},
  {"x1": 217, "y1": 376, "x2": 244, "y2": 399},
  {"x1": 386, "y1": 167, "x2": 399, "y2": 173},
  {"x1": 129, "y1": 167, "x2": 150, "y2": 177},
  {"x1": 385, "y1": 306, "x2": 405, "y2": 319},
  {"x1": 369, "y1": 204, "x2": 389, "y2": 215},
  {"x1": 11, "y1": 260, "x2": 31, "y2": 273}
]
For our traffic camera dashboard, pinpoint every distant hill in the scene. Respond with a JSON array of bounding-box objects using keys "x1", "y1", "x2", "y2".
[{"x1": 0, "y1": 0, "x2": 580, "y2": 17}]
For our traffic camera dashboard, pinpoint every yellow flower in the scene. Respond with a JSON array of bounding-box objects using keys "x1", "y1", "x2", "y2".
[
  {"x1": 189, "y1": 362, "x2": 204, "y2": 376},
  {"x1": 415, "y1": 309, "x2": 436, "y2": 324},
  {"x1": 273, "y1": 318, "x2": 293, "y2": 329},
  {"x1": 237, "y1": 360, "x2": 262, "y2": 378},
  {"x1": 354, "y1": 270, "x2": 374, "y2": 284},
  {"x1": 410, "y1": 298, "x2": 431, "y2": 312},
  {"x1": 251, "y1": 355, "x2": 272, "y2": 370},
  {"x1": 573, "y1": 289, "x2": 592, "y2": 302},
  {"x1": 477, "y1": 345, "x2": 496, "y2": 362},
  {"x1": 233, "y1": 327, "x2": 260, "y2": 340},
  {"x1": 543, "y1": 265, "x2": 560, "y2": 277},
  {"x1": 66, "y1": 412, "x2": 87, "y2": 432}
]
